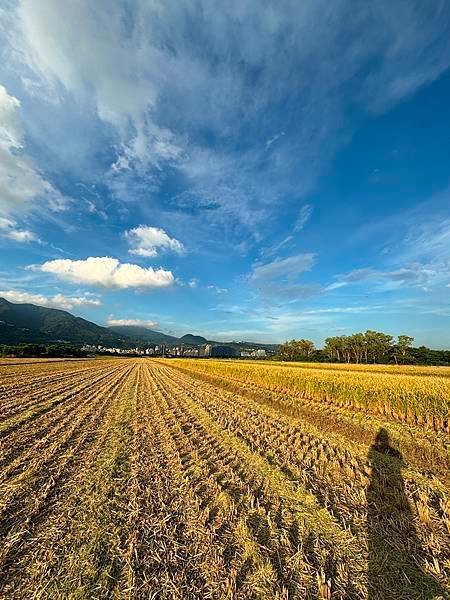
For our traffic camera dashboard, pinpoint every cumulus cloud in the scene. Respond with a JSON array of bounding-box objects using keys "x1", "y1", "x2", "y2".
[
  {"x1": 0, "y1": 84, "x2": 68, "y2": 215},
  {"x1": 125, "y1": 225, "x2": 184, "y2": 258},
  {"x1": 107, "y1": 318, "x2": 158, "y2": 329},
  {"x1": 0, "y1": 289, "x2": 101, "y2": 309},
  {"x1": 33, "y1": 256, "x2": 174, "y2": 289}
]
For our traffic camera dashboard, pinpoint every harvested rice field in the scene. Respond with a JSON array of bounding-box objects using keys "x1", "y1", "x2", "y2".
[{"x1": 0, "y1": 357, "x2": 449, "y2": 599}]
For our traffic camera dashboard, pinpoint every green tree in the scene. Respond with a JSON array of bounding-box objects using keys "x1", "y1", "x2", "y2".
[
  {"x1": 298, "y1": 339, "x2": 315, "y2": 357},
  {"x1": 324, "y1": 336, "x2": 342, "y2": 361},
  {"x1": 279, "y1": 339, "x2": 298, "y2": 360},
  {"x1": 279, "y1": 339, "x2": 315, "y2": 360},
  {"x1": 348, "y1": 333, "x2": 366, "y2": 363},
  {"x1": 364, "y1": 330, "x2": 393, "y2": 363},
  {"x1": 393, "y1": 335, "x2": 414, "y2": 364}
]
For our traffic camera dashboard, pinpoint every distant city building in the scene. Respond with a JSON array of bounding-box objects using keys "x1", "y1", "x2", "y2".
[
  {"x1": 80, "y1": 340, "x2": 271, "y2": 359},
  {"x1": 240, "y1": 348, "x2": 267, "y2": 358},
  {"x1": 183, "y1": 347, "x2": 200, "y2": 356}
]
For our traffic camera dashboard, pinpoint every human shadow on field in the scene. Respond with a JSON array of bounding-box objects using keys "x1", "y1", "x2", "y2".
[{"x1": 367, "y1": 428, "x2": 447, "y2": 600}]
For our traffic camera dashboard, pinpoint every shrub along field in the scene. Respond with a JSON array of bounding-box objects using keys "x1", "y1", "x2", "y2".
[{"x1": 0, "y1": 358, "x2": 448, "y2": 599}]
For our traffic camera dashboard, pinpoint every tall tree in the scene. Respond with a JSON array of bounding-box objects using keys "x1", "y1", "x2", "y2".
[
  {"x1": 393, "y1": 335, "x2": 414, "y2": 363},
  {"x1": 324, "y1": 336, "x2": 341, "y2": 361},
  {"x1": 298, "y1": 339, "x2": 315, "y2": 357},
  {"x1": 348, "y1": 333, "x2": 366, "y2": 363},
  {"x1": 364, "y1": 330, "x2": 393, "y2": 363}
]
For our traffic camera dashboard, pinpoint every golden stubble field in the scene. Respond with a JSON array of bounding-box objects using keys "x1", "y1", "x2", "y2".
[{"x1": 0, "y1": 357, "x2": 449, "y2": 599}]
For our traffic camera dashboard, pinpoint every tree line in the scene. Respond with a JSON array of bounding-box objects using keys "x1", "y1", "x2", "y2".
[
  {"x1": 0, "y1": 344, "x2": 89, "y2": 358},
  {"x1": 278, "y1": 331, "x2": 450, "y2": 365}
]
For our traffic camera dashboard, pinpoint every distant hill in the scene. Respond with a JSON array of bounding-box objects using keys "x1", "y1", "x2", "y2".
[
  {"x1": 108, "y1": 325, "x2": 177, "y2": 345},
  {"x1": 0, "y1": 298, "x2": 127, "y2": 346},
  {"x1": 178, "y1": 333, "x2": 208, "y2": 345}
]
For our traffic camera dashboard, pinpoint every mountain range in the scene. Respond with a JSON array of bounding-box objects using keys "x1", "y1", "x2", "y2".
[{"x1": 0, "y1": 298, "x2": 277, "y2": 350}]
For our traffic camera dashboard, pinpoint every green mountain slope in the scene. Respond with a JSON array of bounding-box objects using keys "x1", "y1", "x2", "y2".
[{"x1": 0, "y1": 298, "x2": 127, "y2": 346}]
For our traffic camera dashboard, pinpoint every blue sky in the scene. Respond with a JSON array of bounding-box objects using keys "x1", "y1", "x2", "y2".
[{"x1": 0, "y1": 1, "x2": 449, "y2": 347}]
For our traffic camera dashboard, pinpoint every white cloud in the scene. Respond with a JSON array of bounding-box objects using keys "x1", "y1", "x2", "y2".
[
  {"x1": 125, "y1": 225, "x2": 184, "y2": 258},
  {"x1": 0, "y1": 84, "x2": 68, "y2": 215},
  {"x1": 4, "y1": 0, "x2": 448, "y2": 241},
  {"x1": 10, "y1": 1, "x2": 184, "y2": 175},
  {"x1": 34, "y1": 256, "x2": 174, "y2": 289},
  {"x1": 403, "y1": 216, "x2": 450, "y2": 262},
  {"x1": 326, "y1": 281, "x2": 347, "y2": 291},
  {"x1": 0, "y1": 216, "x2": 39, "y2": 243},
  {"x1": 266, "y1": 132, "x2": 285, "y2": 149},
  {"x1": 0, "y1": 84, "x2": 23, "y2": 149},
  {"x1": 0, "y1": 217, "x2": 14, "y2": 229},
  {"x1": 250, "y1": 253, "x2": 316, "y2": 284},
  {"x1": 5, "y1": 229, "x2": 38, "y2": 242},
  {"x1": 259, "y1": 205, "x2": 312, "y2": 259},
  {"x1": 188, "y1": 278, "x2": 199, "y2": 288},
  {"x1": 250, "y1": 253, "x2": 319, "y2": 301},
  {"x1": 329, "y1": 262, "x2": 450, "y2": 291},
  {"x1": 327, "y1": 204, "x2": 450, "y2": 297},
  {"x1": 294, "y1": 204, "x2": 313, "y2": 232},
  {"x1": 207, "y1": 285, "x2": 228, "y2": 294},
  {"x1": 303, "y1": 305, "x2": 384, "y2": 315},
  {"x1": 259, "y1": 235, "x2": 294, "y2": 259},
  {"x1": 107, "y1": 318, "x2": 158, "y2": 329},
  {"x1": 0, "y1": 289, "x2": 101, "y2": 310}
]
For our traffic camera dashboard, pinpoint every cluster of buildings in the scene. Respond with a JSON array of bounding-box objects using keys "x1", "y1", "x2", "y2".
[
  {"x1": 81, "y1": 344, "x2": 152, "y2": 355},
  {"x1": 81, "y1": 343, "x2": 268, "y2": 358},
  {"x1": 240, "y1": 349, "x2": 267, "y2": 358}
]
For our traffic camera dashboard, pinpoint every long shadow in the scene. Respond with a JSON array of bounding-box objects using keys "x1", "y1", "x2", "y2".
[{"x1": 367, "y1": 428, "x2": 447, "y2": 599}]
